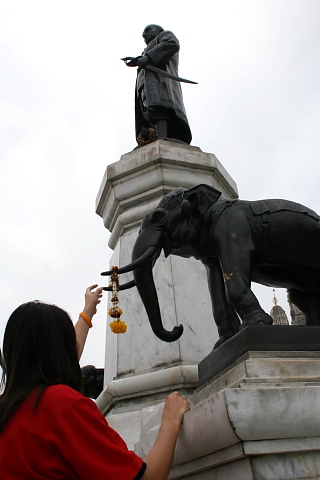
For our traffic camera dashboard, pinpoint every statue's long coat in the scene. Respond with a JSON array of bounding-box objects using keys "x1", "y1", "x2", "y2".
[{"x1": 135, "y1": 30, "x2": 192, "y2": 144}]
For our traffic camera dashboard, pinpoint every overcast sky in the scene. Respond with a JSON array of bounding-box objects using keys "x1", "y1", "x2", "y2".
[{"x1": 1, "y1": 0, "x2": 319, "y2": 367}]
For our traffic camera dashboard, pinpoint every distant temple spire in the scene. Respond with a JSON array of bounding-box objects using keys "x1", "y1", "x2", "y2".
[
  {"x1": 270, "y1": 289, "x2": 289, "y2": 325},
  {"x1": 287, "y1": 290, "x2": 306, "y2": 325}
]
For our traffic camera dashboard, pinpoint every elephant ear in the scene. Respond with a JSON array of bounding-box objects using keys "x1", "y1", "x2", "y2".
[{"x1": 183, "y1": 184, "x2": 222, "y2": 216}]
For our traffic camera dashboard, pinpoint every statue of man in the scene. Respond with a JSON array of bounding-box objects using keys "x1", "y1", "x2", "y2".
[{"x1": 122, "y1": 25, "x2": 192, "y2": 146}]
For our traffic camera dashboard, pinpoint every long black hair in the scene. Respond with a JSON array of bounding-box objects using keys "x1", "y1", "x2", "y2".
[{"x1": 0, "y1": 301, "x2": 82, "y2": 433}]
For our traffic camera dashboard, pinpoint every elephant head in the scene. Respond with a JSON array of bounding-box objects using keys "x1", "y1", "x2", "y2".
[{"x1": 102, "y1": 184, "x2": 222, "y2": 342}]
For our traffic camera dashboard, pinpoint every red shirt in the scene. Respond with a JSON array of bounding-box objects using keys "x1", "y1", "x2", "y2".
[{"x1": 0, "y1": 384, "x2": 145, "y2": 479}]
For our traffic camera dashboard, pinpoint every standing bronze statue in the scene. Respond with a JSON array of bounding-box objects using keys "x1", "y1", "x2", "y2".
[{"x1": 122, "y1": 25, "x2": 195, "y2": 146}]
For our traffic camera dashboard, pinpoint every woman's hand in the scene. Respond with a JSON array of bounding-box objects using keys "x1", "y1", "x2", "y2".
[
  {"x1": 82, "y1": 284, "x2": 103, "y2": 320},
  {"x1": 162, "y1": 391, "x2": 190, "y2": 427},
  {"x1": 75, "y1": 285, "x2": 103, "y2": 360}
]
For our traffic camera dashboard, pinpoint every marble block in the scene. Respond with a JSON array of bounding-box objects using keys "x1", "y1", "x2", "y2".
[
  {"x1": 251, "y1": 450, "x2": 320, "y2": 480},
  {"x1": 137, "y1": 384, "x2": 320, "y2": 468}
]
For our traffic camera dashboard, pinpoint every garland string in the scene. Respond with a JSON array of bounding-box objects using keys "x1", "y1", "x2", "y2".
[{"x1": 108, "y1": 266, "x2": 127, "y2": 334}]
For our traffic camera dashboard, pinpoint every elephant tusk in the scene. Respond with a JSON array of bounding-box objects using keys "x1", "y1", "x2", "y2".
[
  {"x1": 101, "y1": 245, "x2": 160, "y2": 276},
  {"x1": 103, "y1": 280, "x2": 136, "y2": 291}
]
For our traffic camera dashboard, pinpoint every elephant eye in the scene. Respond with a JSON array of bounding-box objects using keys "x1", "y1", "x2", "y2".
[{"x1": 151, "y1": 211, "x2": 165, "y2": 222}]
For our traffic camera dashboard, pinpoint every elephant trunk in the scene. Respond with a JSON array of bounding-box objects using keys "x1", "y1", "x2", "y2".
[
  {"x1": 133, "y1": 260, "x2": 183, "y2": 342},
  {"x1": 132, "y1": 232, "x2": 183, "y2": 342}
]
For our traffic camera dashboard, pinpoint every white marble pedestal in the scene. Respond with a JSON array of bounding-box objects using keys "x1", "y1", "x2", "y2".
[
  {"x1": 95, "y1": 140, "x2": 238, "y2": 446},
  {"x1": 137, "y1": 349, "x2": 320, "y2": 480}
]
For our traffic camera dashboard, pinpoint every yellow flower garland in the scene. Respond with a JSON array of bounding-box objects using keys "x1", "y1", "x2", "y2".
[
  {"x1": 108, "y1": 266, "x2": 127, "y2": 334},
  {"x1": 109, "y1": 319, "x2": 128, "y2": 334}
]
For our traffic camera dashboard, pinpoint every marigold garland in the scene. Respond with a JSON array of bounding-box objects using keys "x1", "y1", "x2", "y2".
[
  {"x1": 108, "y1": 266, "x2": 127, "y2": 334},
  {"x1": 108, "y1": 307, "x2": 124, "y2": 318},
  {"x1": 109, "y1": 319, "x2": 128, "y2": 334}
]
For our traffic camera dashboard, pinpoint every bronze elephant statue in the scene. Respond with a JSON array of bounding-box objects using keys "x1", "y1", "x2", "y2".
[{"x1": 102, "y1": 184, "x2": 320, "y2": 347}]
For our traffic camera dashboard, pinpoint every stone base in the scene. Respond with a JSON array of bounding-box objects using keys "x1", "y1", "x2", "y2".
[
  {"x1": 170, "y1": 444, "x2": 320, "y2": 479},
  {"x1": 198, "y1": 325, "x2": 320, "y2": 387},
  {"x1": 134, "y1": 344, "x2": 320, "y2": 479}
]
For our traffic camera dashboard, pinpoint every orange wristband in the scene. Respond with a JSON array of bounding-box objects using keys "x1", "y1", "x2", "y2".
[{"x1": 79, "y1": 312, "x2": 93, "y2": 328}]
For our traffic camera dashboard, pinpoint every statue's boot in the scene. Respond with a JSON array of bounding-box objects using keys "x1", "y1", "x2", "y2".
[{"x1": 155, "y1": 119, "x2": 168, "y2": 139}]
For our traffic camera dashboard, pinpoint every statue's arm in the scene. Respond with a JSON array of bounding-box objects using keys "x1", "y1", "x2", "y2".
[
  {"x1": 145, "y1": 30, "x2": 180, "y2": 66},
  {"x1": 121, "y1": 56, "x2": 142, "y2": 67},
  {"x1": 121, "y1": 31, "x2": 179, "y2": 70},
  {"x1": 121, "y1": 55, "x2": 150, "y2": 69}
]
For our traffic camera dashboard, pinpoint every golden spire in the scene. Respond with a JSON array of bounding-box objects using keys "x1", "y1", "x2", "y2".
[{"x1": 270, "y1": 289, "x2": 289, "y2": 325}]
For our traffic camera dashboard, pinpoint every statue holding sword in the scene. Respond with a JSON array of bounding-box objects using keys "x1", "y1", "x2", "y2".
[{"x1": 122, "y1": 25, "x2": 196, "y2": 146}]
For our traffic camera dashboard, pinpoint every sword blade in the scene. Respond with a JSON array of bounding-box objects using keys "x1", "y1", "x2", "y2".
[{"x1": 145, "y1": 64, "x2": 197, "y2": 84}]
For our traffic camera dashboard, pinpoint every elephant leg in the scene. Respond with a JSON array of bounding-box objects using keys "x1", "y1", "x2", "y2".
[
  {"x1": 206, "y1": 259, "x2": 241, "y2": 347},
  {"x1": 218, "y1": 247, "x2": 273, "y2": 328},
  {"x1": 288, "y1": 288, "x2": 320, "y2": 325}
]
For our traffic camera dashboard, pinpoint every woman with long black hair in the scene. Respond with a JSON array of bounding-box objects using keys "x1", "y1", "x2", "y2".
[{"x1": 0, "y1": 285, "x2": 189, "y2": 479}]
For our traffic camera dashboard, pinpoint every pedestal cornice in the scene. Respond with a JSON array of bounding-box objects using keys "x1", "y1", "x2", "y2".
[
  {"x1": 96, "y1": 364, "x2": 199, "y2": 416},
  {"x1": 96, "y1": 140, "x2": 238, "y2": 249}
]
